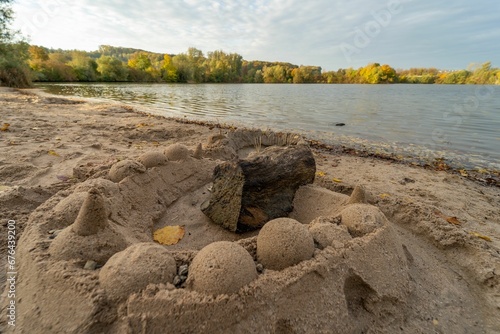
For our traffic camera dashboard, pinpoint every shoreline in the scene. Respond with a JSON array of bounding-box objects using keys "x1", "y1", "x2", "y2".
[
  {"x1": 120, "y1": 101, "x2": 500, "y2": 189},
  {"x1": 1, "y1": 86, "x2": 499, "y2": 332},
  {"x1": 35, "y1": 82, "x2": 500, "y2": 181}
]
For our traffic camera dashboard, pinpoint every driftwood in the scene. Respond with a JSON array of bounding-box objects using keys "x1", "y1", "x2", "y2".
[{"x1": 201, "y1": 145, "x2": 316, "y2": 232}]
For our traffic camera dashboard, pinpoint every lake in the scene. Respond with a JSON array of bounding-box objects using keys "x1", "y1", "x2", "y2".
[{"x1": 38, "y1": 83, "x2": 500, "y2": 170}]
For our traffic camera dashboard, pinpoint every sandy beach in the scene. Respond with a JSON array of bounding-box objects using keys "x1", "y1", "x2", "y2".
[{"x1": 0, "y1": 86, "x2": 499, "y2": 333}]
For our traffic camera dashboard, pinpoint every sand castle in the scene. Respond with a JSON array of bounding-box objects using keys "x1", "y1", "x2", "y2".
[{"x1": 13, "y1": 134, "x2": 414, "y2": 333}]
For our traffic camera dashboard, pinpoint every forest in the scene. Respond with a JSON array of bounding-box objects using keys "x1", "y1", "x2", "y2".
[
  {"x1": 18, "y1": 44, "x2": 500, "y2": 86},
  {"x1": 1, "y1": 1, "x2": 499, "y2": 87}
]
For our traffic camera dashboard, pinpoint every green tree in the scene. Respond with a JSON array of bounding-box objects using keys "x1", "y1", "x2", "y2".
[
  {"x1": 172, "y1": 48, "x2": 206, "y2": 83},
  {"x1": 0, "y1": 0, "x2": 32, "y2": 87},
  {"x1": 96, "y1": 55, "x2": 128, "y2": 81},
  {"x1": 68, "y1": 51, "x2": 98, "y2": 81}
]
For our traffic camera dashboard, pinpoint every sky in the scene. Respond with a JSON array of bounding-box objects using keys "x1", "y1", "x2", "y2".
[{"x1": 11, "y1": 0, "x2": 500, "y2": 71}]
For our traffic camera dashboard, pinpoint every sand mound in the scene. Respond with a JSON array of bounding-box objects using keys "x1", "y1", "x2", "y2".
[
  {"x1": 108, "y1": 159, "x2": 146, "y2": 182},
  {"x1": 257, "y1": 218, "x2": 315, "y2": 270},
  {"x1": 164, "y1": 143, "x2": 190, "y2": 161},
  {"x1": 187, "y1": 241, "x2": 258, "y2": 295},
  {"x1": 138, "y1": 150, "x2": 168, "y2": 168},
  {"x1": 99, "y1": 243, "x2": 177, "y2": 301}
]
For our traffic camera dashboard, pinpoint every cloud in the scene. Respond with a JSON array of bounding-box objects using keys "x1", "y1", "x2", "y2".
[{"x1": 11, "y1": 0, "x2": 500, "y2": 70}]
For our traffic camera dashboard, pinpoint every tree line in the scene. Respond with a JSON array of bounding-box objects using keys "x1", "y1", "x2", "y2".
[
  {"x1": 24, "y1": 45, "x2": 500, "y2": 85},
  {"x1": 1, "y1": 1, "x2": 499, "y2": 87}
]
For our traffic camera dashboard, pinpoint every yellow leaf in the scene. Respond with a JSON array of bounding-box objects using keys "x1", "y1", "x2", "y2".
[
  {"x1": 459, "y1": 169, "x2": 468, "y2": 177},
  {"x1": 48, "y1": 150, "x2": 60, "y2": 157},
  {"x1": 379, "y1": 193, "x2": 391, "y2": 199},
  {"x1": 470, "y1": 232, "x2": 492, "y2": 242},
  {"x1": 136, "y1": 122, "x2": 151, "y2": 128},
  {"x1": 153, "y1": 225, "x2": 185, "y2": 245},
  {"x1": 434, "y1": 210, "x2": 461, "y2": 225},
  {"x1": 332, "y1": 178, "x2": 342, "y2": 183},
  {"x1": 1, "y1": 123, "x2": 10, "y2": 131},
  {"x1": 316, "y1": 171, "x2": 326, "y2": 177}
]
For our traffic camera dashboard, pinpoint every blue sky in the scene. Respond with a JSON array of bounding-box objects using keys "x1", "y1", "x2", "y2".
[{"x1": 11, "y1": 0, "x2": 500, "y2": 71}]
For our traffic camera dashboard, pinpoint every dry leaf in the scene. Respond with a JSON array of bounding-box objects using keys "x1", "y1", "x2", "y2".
[
  {"x1": 332, "y1": 178, "x2": 342, "y2": 183},
  {"x1": 434, "y1": 210, "x2": 461, "y2": 225},
  {"x1": 379, "y1": 193, "x2": 391, "y2": 199},
  {"x1": 446, "y1": 216, "x2": 461, "y2": 225},
  {"x1": 48, "y1": 150, "x2": 60, "y2": 157},
  {"x1": 470, "y1": 231, "x2": 492, "y2": 242},
  {"x1": 136, "y1": 122, "x2": 151, "y2": 128},
  {"x1": 1, "y1": 123, "x2": 10, "y2": 131},
  {"x1": 315, "y1": 171, "x2": 326, "y2": 177},
  {"x1": 459, "y1": 169, "x2": 468, "y2": 177},
  {"x1": 153, "y1": 225, "x2": 185, "y2": 245}
]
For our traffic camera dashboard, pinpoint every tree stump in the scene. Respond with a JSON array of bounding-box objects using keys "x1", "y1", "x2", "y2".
[{"x1": 201, "y1": 145, "x2": 316, "y2": 232}]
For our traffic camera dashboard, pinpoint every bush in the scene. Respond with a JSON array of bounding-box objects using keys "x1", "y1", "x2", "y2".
[
  {"x1": 0, "y1": 56, "x2": 32, "y2": 87},
  {"x1": 0, "y1": 41, "x2": 32, "y2": 87}
]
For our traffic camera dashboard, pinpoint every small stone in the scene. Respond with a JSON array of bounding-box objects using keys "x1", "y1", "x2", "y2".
[
  {"x1": 48, "y1": 229, "x2": 63, "y2": 237},
  {"x1": 178, "y1": 264, "x2": 189, "y2": 276},
  {"x1": 173, "y1": 275, "x2": 182, "y2": 286},
  {"x1": 180, "y1": 275, "x2": 187, "y2": 282},
  {"x1": 84, "y1": 260, "x2": 98, "y2": 270},
  {"x1": 256, "y1": 263, "x2": 264, "y2": 273}
]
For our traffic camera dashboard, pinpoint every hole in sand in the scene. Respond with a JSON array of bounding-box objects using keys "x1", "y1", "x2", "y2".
[{"x1": 343, "y1": 273, "x2": 378, "y2": 318}]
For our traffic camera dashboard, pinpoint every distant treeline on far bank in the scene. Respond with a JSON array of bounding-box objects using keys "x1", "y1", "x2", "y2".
[{"x1": 25, "y1": 45, "x2": 500, "y2": 85}]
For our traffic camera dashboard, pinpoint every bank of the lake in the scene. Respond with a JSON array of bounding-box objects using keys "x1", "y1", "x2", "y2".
[{"x1": 38, "y1": 83, "x2": 500, "y2": 172}]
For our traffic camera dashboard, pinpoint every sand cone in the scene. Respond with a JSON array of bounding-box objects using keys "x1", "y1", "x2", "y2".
[
  {"x1": 72, "y1": 188, "x2": 108, "y2": 236},
  {"x1": 193, "y1": 143, "x2": 203, "y2": 159},
  {"x1": 347, "y1": 184, "x2": 368, "y2": 205}
]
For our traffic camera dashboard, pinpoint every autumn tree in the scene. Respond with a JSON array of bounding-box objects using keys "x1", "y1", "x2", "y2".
[
  {"x1": 206, "y1": 50, "x2": 243, "y2": 82},
  {"x1": 161, "y1": 54, "x2": 178, "y2": 82},
  {"x1": 292, "y1": 66, "x2": 322, "y2": 83},
  {"x1": 0, "y1": 0, "x2": 31, "y2": 87},
  {"x1": 263, "y1": 65, "x2": 288, "y2": 83}
]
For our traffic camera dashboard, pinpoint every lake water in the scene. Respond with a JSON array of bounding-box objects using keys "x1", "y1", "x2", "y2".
[{"x1": 38, "y1": 83, "x2": 500, "y2": 170}]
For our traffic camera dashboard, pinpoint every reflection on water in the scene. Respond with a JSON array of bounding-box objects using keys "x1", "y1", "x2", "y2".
[{"x1": 38, "y1": 83, "x2": 500, "y2": 170}]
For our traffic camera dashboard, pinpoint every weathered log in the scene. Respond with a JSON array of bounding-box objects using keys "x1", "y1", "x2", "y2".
[{"x1": 201, "y1": 145, "x2": 316, "y2": 232}]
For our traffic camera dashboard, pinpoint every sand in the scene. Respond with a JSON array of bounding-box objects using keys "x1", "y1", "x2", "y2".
[{"x1": 0, "y1": 86, "x2": 499, "y2": 333}]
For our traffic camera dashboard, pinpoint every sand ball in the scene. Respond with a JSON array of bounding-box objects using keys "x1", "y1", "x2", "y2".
[
  {"x1": 187, "y1": 241, "x2": 257, "y2": 295},
  {"x1": 309, "y1": 219, "x2": 352, "y2": 249},
  {"x1": 138, "y1": 150, "x2": 168, "y2": 168},
  {"x1": 339, "y1": 204, "x2": 388, "y2": 237},
  {"x1": 164, "y1": 143, "x2": 190, "y2": 161},
  {"x1": 257, "y1": 218, "x2": 314, "y2": 270},
  {"x1": 99, "y1": 243, "x2": 177, "y2": 301},
  {"x1": 108, "y1": 159, "x2": 146, "y2": 182}
]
